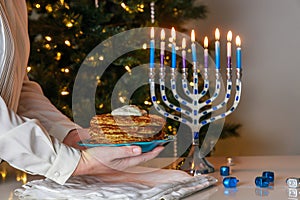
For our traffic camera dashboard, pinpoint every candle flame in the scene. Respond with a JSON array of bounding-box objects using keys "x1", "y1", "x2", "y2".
[
  {"x1": 150, "y1": 27, "x2": 154, "y2": 39},
  {"x1": 161, "y1": 29, "x2": 165, "y2": 40},
  {"x1": 236, "y1": 35, "x2": 241, "y2": 47},
  {"x1": 171, "y1": 27, "x2": 176, "y2": 41},
  {"x1": 182, "y1": 38, "x2": 186, "y2": 49},
  {"x1": 227, "y1": 31, "x2": 232, "y2": 42},
  {"x1": 215, "y1": 28, "x2": 220, "y2": 40},
  {"x1": 204, "y1": 36, "x2": 208, "y2": 48},
  {"x1": 191, "y1": 30, "x2": 195, "y2": 42}
]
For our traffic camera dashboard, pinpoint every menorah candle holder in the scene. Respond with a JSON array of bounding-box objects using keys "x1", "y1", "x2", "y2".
[{"x1": 149, "y1": 28, "x2": 242, "y2": 175}]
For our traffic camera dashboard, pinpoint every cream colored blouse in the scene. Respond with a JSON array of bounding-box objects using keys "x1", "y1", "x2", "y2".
[{"x1": 0, "y1": 0, "x2": 81, "y2": 185}]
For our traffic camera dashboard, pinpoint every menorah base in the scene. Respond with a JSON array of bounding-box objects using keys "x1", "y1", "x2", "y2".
[{"x1": 179, "y1": 144, "x2": 215, "y2": 175}]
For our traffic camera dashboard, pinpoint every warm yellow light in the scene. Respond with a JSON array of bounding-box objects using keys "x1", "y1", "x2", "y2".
[
  {"x1": 121, "y1": 3, "x2": 126, "y2": 9},
  {"x1": 182, "y1": 38, "x2": 186, "y2": 49},
  {"x1": 142, "y1": 43, "x2": 147, "y2": 49},
  {"x1": 45, "y1": 4, "x2": 53, "y2": 12},
  {"x1": 27, "y1": 66, "x2": 32, "y2": 73},
  {"x1": 161, "y1": 29, "x2": 165, "y2": 40},
  {"x1": 65, "y1": 40, "x2": 71, "y2": 46},
  {"x1": 204, "y1": 36, "x2": 208, "y2": 48},
  {"x1": 61, "y1": 91, "x2": 69, "y2": 96},
  {"x1": 44, "y1": 44, "x2": 51, "y2": 50},
  {"x1": 215, "y1": 28, "x2": 220, "y2": 40},
  {"x1": 98, "y1": 104, "x2": 104, "y2": 109},
  {"x1": 236, "y1": 35, "x2": 241, "y2": 47},
  {"x1": 35, "y1": 4, "x2": 41, "y2": 9},
  {"x1": 0, "y1": 169, "x2": 7, "y2": 180},
  {"x1": 61, "y1": 68, "x2": 70, "y2": 73},
  {"x1": 16, "y1": 172, "x2": 27, "y2": 184},
  {"x1": 191, "y1": 30, "x2": 195, "y2": 43},
  {"x1": 66, "y1": 22, "x2": 73, "y2": 28},
  {"x1": 144, "y1": 100, "x2": 152, "y2": 105},
  {"x1": 60, "y1": 0, "x2": 64, "y2": 5},
  {"x1": 45, "y1": 36, "x2": 52, "y2": 41},
  {"x1": 119, "y1": 96, "x2": 126, "y2": 103},
  {"x1": 55, "y1": 52, "x2": 62, "y2": 61},
  {"x1": 87, "y1": 56, "x2": 95, "y2": 61},
  {"x1": 125, "y1": 65, "x2": 131, "y2": 73},
  {"x1": 171, "y1": 27, "x2": 176, "y2": 41},
  {"x1": 150, "y1": 27, "x2": 154, "y2": 39},
  {"x1": 227, "y1": 31, "x2": 232, "y2": 42},
  {"x1": 98, "y1": 56, "x2": 104, "y2": 61},
  {"x1": 191, "y1": 161, "x2": 195, "y2": 169}
]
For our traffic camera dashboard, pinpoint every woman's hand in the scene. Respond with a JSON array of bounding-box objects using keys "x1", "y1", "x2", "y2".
[{"x1": 72, "y1": 145, "x2": 164, "y2": 176}]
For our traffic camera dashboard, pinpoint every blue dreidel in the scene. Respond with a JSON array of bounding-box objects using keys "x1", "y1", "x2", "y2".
[
  {"x1": 220, "y1": 166, "x2": 230, "y2": 176},
  {"x1": 223, "y1": 177, "x2": 239, "y2": 188},
  {"x1": 262, "y1": 171, "x2": 274, "y2": 183},
  {"x1": 255, "y1": 176, "x2": 270, "y2": 187}
]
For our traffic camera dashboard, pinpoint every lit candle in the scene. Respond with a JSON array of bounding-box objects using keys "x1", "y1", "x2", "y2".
[
  {"x1": 160, "y1": 29, "x2": 165, "y2": 66},
  {"x1": 204, "y1": 36, "x2": 208, "y2": 68},
  {"x1": 150, "y1": 27, "x2": 155, "y2": 68},
  {"x1": 171, "y1": 27, "x2": 176, "y2": 69},
  {"x1": 236, "y1": 35, "x2": 242, "y2": 69},
  {"x1": 215, "y1": 28, "x2": 220, "y2": 69},
  {"x1": 182, "y1": 38, "x2": 186, "y2": 68},
  {"x1": 227, "y1": 30, "x2": 232, "y2": 68},
  {"x1": 191, "y1": 30, "x2": 197, "y2": 63}
]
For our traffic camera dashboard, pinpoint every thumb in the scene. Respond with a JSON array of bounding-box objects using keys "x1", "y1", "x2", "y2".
[{"x1": 111, "y1": 146, "x2": 142, "y2": 158}]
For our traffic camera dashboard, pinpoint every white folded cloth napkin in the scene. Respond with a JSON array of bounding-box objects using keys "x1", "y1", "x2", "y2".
[{"x1": 14, "y1": 167, "x2": 218, "y2": 200}]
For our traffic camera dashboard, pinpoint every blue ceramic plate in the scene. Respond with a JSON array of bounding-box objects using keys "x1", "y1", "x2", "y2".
[{"x1": 78, "y1": 136, "x2": 174, "y2": 153}]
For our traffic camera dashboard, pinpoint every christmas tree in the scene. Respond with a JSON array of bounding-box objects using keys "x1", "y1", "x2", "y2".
[{"x1": 26, "y1": 0, "x2": 240, "y2": 140}]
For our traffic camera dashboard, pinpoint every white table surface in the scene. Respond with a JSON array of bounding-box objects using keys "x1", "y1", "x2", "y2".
[{"x1": 1, "y1": 156, "x2": 300, "y2": 200}]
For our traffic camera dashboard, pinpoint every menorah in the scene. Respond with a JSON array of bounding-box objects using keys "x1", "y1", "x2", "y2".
[{"x1": 148, "y1": 27, "x2": 242, "y2": 174}]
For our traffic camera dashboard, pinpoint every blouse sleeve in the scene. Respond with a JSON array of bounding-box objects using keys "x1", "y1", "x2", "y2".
[{"x1": 0, "y1": 96, "x2": 81, "y2": 185}]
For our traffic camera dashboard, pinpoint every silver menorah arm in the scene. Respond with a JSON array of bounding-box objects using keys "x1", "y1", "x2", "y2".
[
  {"x1": 149, "y1": 67, "x2": 189, "y2": 124},
  {"x1": 199, "y1": 78, "x2": 242, "y2": 126},
  {"x1": 197, "y1": 78, "x2": 221, "y2": 109},
  {"x1": 198, "y1": 79, "x2": 233, "y2": 120},
  {"x1": 171, "y1": 64, "x2": 210, "y2": 107},
  {"x1": 159, "y1": 78, "x2": 192, "y2": 117},
  {"x1": 150, "y1": 81, "x2": 189, "y2": 124}
]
